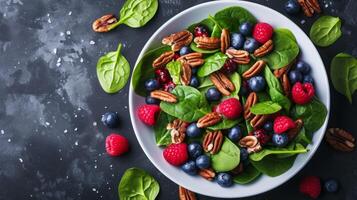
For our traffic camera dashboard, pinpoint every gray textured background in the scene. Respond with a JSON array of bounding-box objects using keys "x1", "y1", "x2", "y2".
[{"x1": 0, "y1": 0, "x2": 357, "y2": 199}]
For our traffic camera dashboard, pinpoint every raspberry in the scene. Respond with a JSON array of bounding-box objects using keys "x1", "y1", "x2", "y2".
[
  {"x1": 194, "y1": 25, "x2": 209, "y2": 37},
  {"x1": 155, "y1": 68, "x2": 171, "y2": 84},
  {"x1": 163, "y1": 81, "x2": 176, "y2": 92},
  {"x1": 299, "y1": 176, "x2": 321, "y2": 199},
  {"x1": 273, "y1": 115, "x2": 296, "y2": 134},
  {"x1": 249, "y1": 129, "x2": 271, "y2": 145},
  {"x1": 105, "y1": 134, "x2": 129, "y2": 156},
  {"x1": 292, "y1": 82, "x2": 315, "y2": 105},
  {"x1": 216, "y1": 98, "x2": 242, "y2": 119},
  {"x1": 222, "y1": 59, "x2": 237, "y2": 74},
  {"x1": 163, "y1": 143, "x2": 188, "y2": 166},
  {"x1": 173, "y1": 53, "x2": 180, "y2": 60},
  {"x1": 137, "y1": 104, "x2": 160, "y2": 126},
  {"x1": 253, "y1": 22, "x2": 274, "y2": 44}
]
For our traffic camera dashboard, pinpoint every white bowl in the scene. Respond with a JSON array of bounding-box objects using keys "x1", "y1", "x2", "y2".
[{"x1": 129, "y1": 1, "x2": 330, "y2": 198}]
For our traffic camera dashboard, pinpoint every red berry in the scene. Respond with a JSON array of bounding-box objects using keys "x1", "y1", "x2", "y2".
[
  {"x1": 163, "y1": 81, "x2": 176, "y2": 92},
  {"x1": 194, "y1": 25, "x2": 209, "y2": 37},
  {"x1": 173, "y1": 53, "x2": 180, "y2": 60},
  {"x1": 155, "y1": 68, "x2": 171, "y2": 84},
  {"x1": 253, "y1": 22, "x2": 274, "y2": 44},
  {"x1": 292, "y1": 82, "x2": 315, "y2": 105},
  {"x1": 299, "y1": 176, "x2": 321, "y2": 199},
  {"x1": 249, "y1": 129, "x2": 271, "y2": 145},
  {"x1": 163, "y1": 143, "x2": 188, "y2": 166},
  {"x1": 273, "y1": 116, "x2": 296, "y2": 134},
  {"x1": 105, "y1": 134, "x2": 129, "y2": 156},
  {"x1": 222, "y1": 59, "x2": 237, "y2": 74},
  {"x1": 137, "y1": 104, "x2": 160, "y2": 126},
  {"x1": 216, "y1": 98, "x2": 242, "y2": 119}
]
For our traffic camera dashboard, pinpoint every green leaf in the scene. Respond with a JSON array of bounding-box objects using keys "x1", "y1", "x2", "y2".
[
  {"x1": 228, "y1": 72, "x2": 241, "y2": 99},
  {"x1": 117, "y1": 0, "x2": 158, "y2": 28},
  {"x1": 207, "y1": 118, "x2": 241, "y2": 131},
  {"x1": 166, "y1": 61, "x2": 181, "y2": 85},
  {"x1": 97, "y1": 43, "x2": 130, "y2": 93},
  {"x1": 250, "y1": 155, "x2": 296, "y2": 177},
  {"x1": 198, "y1": 77, "x2": 214, "y2": 89},
  {"x1": 160, "y1": 86, "x2": 211, "y2": 122},
  {"x1": 190, "y1": 42, "x2": 219, "y2": 54},
  {"x1": 211, "y1": 25, "x2": 222, "y2": 38},
  {"x1": 197, "y1": 52, "x2": 227, "y2": 77},
  {"x1": 330, "y1": 53, "x2": 357, "y2": 103},
  {"x1": 211, "y1": 138, "x2": 240, "y2": 172},
  {"x1": 214, "y1": 6, "x2": 257, "y2": 32},
  {"x1": 250, "y1": 101, "x2": 282, "y2": 115},
  {"x1": 310, "y1": 16, "x2": 342, "y2": 47},
  {"x1": 233, "y1": 164, "x2": 261, "y2": 184},
  {"x1": 154, "y1": 112, "x2": 174, "y2": 146},
  {"x1": 294, "y1": 127, "x2": 312, "y2": 147},
  {"x1": 249, "y1": 143, "x2": 308, "y2": 162},
  {"x1": 118, "y1": 168, "x2": 160, "y2": 200}
]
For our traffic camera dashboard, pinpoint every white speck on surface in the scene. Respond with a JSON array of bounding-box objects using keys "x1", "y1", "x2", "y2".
[
  {"x1": 92, "y1": 122, "x2": 97, "y2": 126},
  {"x1": 8, "y1": 138, "x2": 11, "y2": 143},
  {"x1": 74, "y1": 141, "x2": 78, "y2": 146},
  {"x1": 301, "y1": 20, "x2": 306, "y2": 24},
  {"x1": 59, "y1": 157, "x2": 63, "y2": 161},
  {"x1": 89, "y1": 40, "x2": 95, "y2": 45},
  {"x1": 74, "y1": 114, "x2": 78, "y2": 118},
  {"x1": 68, "y1": 11, "x2": 72, "y2": 16},
  {"x1": 1, "y1": 130, "x2": 4, "y2": 135},
  {"x1": 92, "y1": 188, "x2": 96, "y2": 192},
  {"x1": 53, "y1": 48, "x2": 57, "y2": 54},
  {"x1": 63, "y1": 129, "x2": 68, "y2": 133},
  {"x1": 19, "y1": 158, "x2": 23, "y2": 163},
  {"x1": 47, "y1": 18, "x2": 51, "y2": 24},
  {"x1": 60, "y1": 32, "x2": 64, "y2": 36},
  {"x1": 57, "y1": 57, "x2": 61, "y2": 63},
  {"x1": 66, "y1": 30, "x2": 71, "y2": 35},
  {"x1": 124, "y1": 106, "x2": 128, "y2": 109},
  {"x1": 77, "y1": 107, "x2": 81, "y2": 111},
  {"x1": 74, "y1": 127, "x2": 78, "y2": 131},
  {"x1": 80, "y1": 57, "x2": 84, "y2": 63},
  {"x1": 94, "y1": 165, "x2": 97, "y2": 169},
  {"x1": 45, "y1": 122, "x2": 50, "y2": 126}
]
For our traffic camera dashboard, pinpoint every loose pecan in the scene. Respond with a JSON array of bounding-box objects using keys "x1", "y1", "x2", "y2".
[
  {"x1": 225, "y1": 48, "x2": 250, "y2": 64},
  {"x1": 162, "y1": 30, "x2": 193, "y2": 52},
  {"x1": 152, "y1": 51, "x2": 175, "y2": 68},
  {"x1": 239, "y1": 136, "x2": 262, "y2": 153},
  {"x1": 221, "y1": 29, "x2": 230, "y2": 53},
  {"x1": 230, "y1": 163, "x2": 244, "y2": 176},
  {"x1": 242, "y1": 60, "x2": 266, "y2": 79},
  {"x1": 194, "y1": 37, "x2": 220, "y2": 50},
  {"x1": 273, "y1": 60, "x2": 295, "y2": 78},
  {"x1": 177, "y1": 52, "x2": 204, "y2": 67},
  {"x1": 281, "y1": 73, "x2": 291, "y2": 96},
  {"x1": 180, "y1": 62, "x2": 192, "y2": 86},
  {"x1": 210, "y1": 71, "x2": 235, "y2": 96},
  {"x1": 325, "y1": 128, "x2": 355, "y2": 152},
  {"x1": 150, "y1": 90, "x2": 177, "y2": 103},
  {"x1": 287, "y1": 119, "x2": 304, "y2": 141},
  {"x1": 197, "y1": 112, "x2": 222, "y2": 128},
  {"x1": 298, "y1": 0, "x2": 321, "y2": 17},
  {"x1": 244, "y1": 92, "x2": 258, "y2": 120},
  {"x1": 254, "y1": 40, "x2": 274, "y2": 57},
  {"x1": 250, "y1": 114, "x2": 269, "y2": 129},
  {"x1": 179, "y1": 186, "x2": 196, "y2": 200},
  {"x1": 167, "y1": 119, "x2": 188, "y2": 144},
  {"x1": 203, "y1": 131, "x2": 224, "y2": 154},
  {"x1": 199, "y1": 168, "x2": 216, "y2": 181},
  {"x1": 92, "y1": 14, "x2": 118, "y2": 32}
]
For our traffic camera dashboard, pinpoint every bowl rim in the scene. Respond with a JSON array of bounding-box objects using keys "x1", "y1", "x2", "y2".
[{"x1": 129, "y1": 0, "x2": 330, "y2": 198}]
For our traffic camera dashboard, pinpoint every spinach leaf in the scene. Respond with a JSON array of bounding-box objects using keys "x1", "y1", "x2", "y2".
[
  {"x1": 208, "y1": 15, "x2": 223, "y2": 38},
  {"x1": 276, "y1": 143, "x2": 307, "y2": 159},
  {"x1": 233, "y1": 164, "x2": 261, "y2": 184},
  {"x1": 197, "y1": 52, "x2": 227, "y2": 77},
  {"x1": 295, "y1": 127, "x2": 312, "y2": 146},
  {"x1": 207, "y1": 118, "x2": 241, "y2": 131},
  {"x1": 250, "y1": 155, "x2": 296, "y2": 177},
  {"x1": 166, "y1": 61, "x2": 181, "y2": 85},
  {"x1": 310, "y1": 16, "x2": 342, "y2": 47},
  {"x1": 198, "y1": 77, "x2": 214, "y2": 89},
  {"x1": 211, "y1": 137, "x2": 241, "y2": 172},
  {"x1": 97, "y1": 43, "x2": 130, "y2": 93},
  {"x1": 118, "y1": 168, "x2": 160, "y2": 200},
  {"x1": 214, "y1": 6, "x2": 257, "y2": 32},
  {"x1": 228, "y1": 72, "x2": 241, "y2": 99},
  {"x1": 160, "y1": 86, "x2": 211, "y2": 122},
  {"x1": 132, "y1": 45, "x2": 171, "y2": 96},
  {"x1": 250, "y1": 101, "x2": 282, "y2": 115},
  {"x1": 249, "y1": 143, "x2": 308, "y2": 162},
  {"x1": 190, "y1": 42, "x2": 220, "y2": 54},
  {"x1": 154, "y1": 112, "x2": 174, "y2": 146},
  {"x1": 330, "y1": 53, "x2": 357, "y2": 103}
]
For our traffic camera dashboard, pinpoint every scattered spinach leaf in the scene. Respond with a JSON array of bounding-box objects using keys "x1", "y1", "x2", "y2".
[
  {"x1": 233, "y1": 164, "x2": 261, "y2": 184},
  {"x1": 166, "y1": 61, "x2": 181, "y2": 85},
  {"x1": 197, "y1": 52, "x2": 227, "y2": 77},
  {"x1": 214, "y1": 6, "x2": 257, "y2": 32},
  {"x1": 211, "y1": 137, "x2": 241, "y2": 172},
  {"x1": 154, "y1": 112, "x2": 174, "y2": 146},
  {"x1": 310, "y1": 16, "x2": 342, "y2": 47},
  {"x1": 250, "y1": 101, "x2": 282, "y2": 115}
]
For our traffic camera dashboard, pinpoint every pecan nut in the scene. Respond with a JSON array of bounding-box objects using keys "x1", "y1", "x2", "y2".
[
  {"x1": 325, "y1": 128, "x2": 355, "y2": 152},
  {"x1": 179, "y1": 186, "x2": 196, "y2": 200},
  {"x1": 239, "y1": 136, "x2": 262, "y2": 153},
  {"x1": 273, "y1": 59, "x2": 295, "y2": 78},
  {"x1": 194, "y1": 37, "x2": 220, "y2": 50},
  {"x1": 197, "y1": 112, "x2": 222, "y2": 128},
  {"x1": 226, "y1": 48, "x2": 250, "y2": 64},
  {"x1": 298, "y1": 0, "x2": 321, "y2": 17},
  {"x1": 287, "y1": 119, "x2": 304, "y2": 141},
  {"x1": 244, "y1": 92, "x2": 258, "y2": 120},
  {"x1": 152, "y1": 51, "x2": 175, "y2": 68},
  {"x1": 177, "y1": 52, "x2": 204, "y2": 67},
  {"x1": 150, "y1": 90, "x2": 177, "y2": 103},
  {"x1": 180, "y1": 62, "x2": 192, "y2": 86},
  {"x1": 210, "y1": 71, "x2": 235, "y2": 96},
  {"x1": 254, "y1": 40, "x2": 274, "y2": 57},
  {"x1": 162, "y1": 30, "x2": 193, "y2": 52},
  {"x1": 167, "y1": 119, "x2": 188, "y2": 144},
  {"x1": 202, "y1": 131, "x2": 224, "y2": 154},
  {"x1": 198, "y1": 168, "x2": 216, "y2": 181},
  {"x1": 92, "y1": 14, "x2": 118, "y2": 32},
  {"x1": 250, "y1": 114, "x2": 269, "y2": 129},
  {"x1": 221, "y1": 28, "x2": 230, "y2": 53},
  {"x1": 281, "y1": 73, "x2": 291, "y2": 96},
  {"x1": 242, "y1": 60, "x2": 266, "y2": 79}
]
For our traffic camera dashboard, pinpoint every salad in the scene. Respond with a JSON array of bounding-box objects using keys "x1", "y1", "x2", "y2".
[{"x1": 132, "y1": 6, "x2": 327, "y2": 188}]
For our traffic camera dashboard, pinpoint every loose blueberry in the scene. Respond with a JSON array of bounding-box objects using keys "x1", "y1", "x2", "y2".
[
  {"x1": 179, "y1": 46, "x2": 191, "y2": 56},
  {"x1": 284, "y1": 0, "x2": 301, "y2": 15},
  {"x1": 217, "y1": 173, "x2": 233, "y2": 187},
  {"x1": 187, "y1": 142, "x2": 203, "y2": 159},
  {"x1": 191, "y1": 67, "x2": 198, "y2": 75},
  {"x1": 189, "y1": 76, "x2": 200, "y2": 88},
  {"x1": 194, "y1": 25, "x2": 209, "y2": 37},
  {"x1": 248, "y1": 76, "x2": 266, "y2": 92},
  {"x1": 244, "y1": 37, "x2": 260, "y2": 53},
  {"x1": 144, "y1": 79, "x2": 160, "y2": 91},
  {"x1": 227, "y1": 126, "x2": 242, "y2": 142},
  {"x1": 222, "y1": 58, "x2": 237, "y2": 74},
  {"x1": 101, "y1": 112, "x2": 120, "y2": 128},
  {"x1": 240, "y1": 148, "x2": 249, "y2": 161},
  {"x1": 230, "y1": 33, "x2": 245, "y2": 49},
  {"x1": 145, "y1": 96, "x2": 160, "y2": 105},
  {"x1": 324, "y1": 179, "x2": 339, "y2": 193},
  {"x1": 263, "y1": 121, "x2": 274, "y2": 132},
  {"x1": 186, "y1": 123, "x2": 203, "y2": 138},
  {"x1": 239, "y1": 22, "x2": 254, "y2": 36},
  {"x1": 296, "y1": 60, "x2": 311, "y2": 74},
  {"x1": 181, "y1": 161, "x2": 198, "y2": 175},
  {"x1": 272, "y1": 133, "x2": 289, "y2": 147},
  {"x1": 195, "y1": 155, "x2": 211, "y2": 169},
  {"x1": 289, "y1": 70, "x2": 303, "y2": 84},
  {"x1": 303, "y1": 74, "x2": 314, "y2": 84},
  {"x1": 206, "y1": 87, "x2": 222, "y2": 101}
]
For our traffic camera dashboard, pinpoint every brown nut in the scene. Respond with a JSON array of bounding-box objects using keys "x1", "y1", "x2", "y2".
[
  {"x1": 179, "y1": 186, "x2": 197, "y2": 200},
  {"x1": 177, "y1": 52, "x2": 204, "y2": 67},
  {"x1": 239, "y1": 136, "x2": 262, "y2": 153},
  {"x1": 194, "y1": 37, "x2": 220, "y2": 50},
  {"x1": 244, "y1": 92, "x2": 258, "y2": 120},
  {"x1": 225, "y1": 49, "x2": 250, "y2": 64},
  {"x1": 197, "y1": 112, "x2": 222, "y2": 128},
  {"x1": 150, "y1": 90, "x2": 177, "y2": 103},
  {"x1": 92, "y1": 14, "x2": 118, "y2": 32},
  {"x1": 210, "y1": 71, "x2": 235, "y2": 96},
  {"x1": 202, "y1": 131, "x2": 224, "y2": 154},
  {"x1": 287, "y1": 119, "x2": 304, "y2": 141},
  {"x1": 325, "y1": 128, "x2": 355, "y2": 152},
  {"x1": 298, "y1": 0, "x2": 321, "y2": 17},
  {"x1": 167, "y1": 119, "x2": 188, "y2": 144},
  {"x1": 250, "y1": 114, "x2": 269, "y2": 130},
  {"x1": 180, "y1": 62, "x2": 192, "y2": 86},
  {"x1": 254, "y1": 40, "x2": 274, "y2": 57},
  {"x1": 198, "y1": 168, "x2": 216, "y2": 181},
  {"x1": 221, "y1": 28, "x2": 230, "y2": 53},
  {"x1": 281, "y1": 73, "x2": 291, "y2": 97},
  {"x1": 273, "y1": 59, "x2": 295, "y2": 78},
  {"x1": 242, "y1": 60, "x2": 266, "y2": 79},
  {"x1": 152, "y1": 51, "x2": 175, "y2": 68},
  {"x1": 162, "y1": 30, "x2": 193, "y2": 52}
]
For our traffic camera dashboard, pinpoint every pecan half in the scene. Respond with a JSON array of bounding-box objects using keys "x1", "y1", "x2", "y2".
[
  {"x1": 244, "y1": 92, "x2": 258, "y2": 120},
  {"x1": 250, "y1": 114, "x2": 269, "y2": 129},
  {"x1": 325, "y1": 128, "x2": 355, "y2": 152},
  {"x1": 197, "y1": 112, "x2": 222, "y2": 128},
  {"x1": 225, "y1": 49, "x2": 250, "y2": 64},
  {"x1": 92, "y1": 14, "x2": 118, "y2": 32},
  {"x1": 179, "y1": 186, "x2": 196, "y2": 200},
  {"x1": 254, "y1": 40, "x2": 274, "y2": 57},
  {"x1": 162, "y1": 30, "x2": 193, "y2": 52},
  {"x1": 199, "y1": 168, "x2": 216, "y2": 181},
  {"x1": 150, "y1": 90, "x2": 177, "y2": 103},
  {"x1": 242, "y1": 60, "x2": 266, "y2": 79},
  {"x1": 167, "y1": 119, "x2": 188, "y2": 144},
  {"x1": 180, "y1": 62, "x2": 192, "y2": 86},
  {"x1": 221, "y1": 29, "x2": 230, "y2": 53},
  {"x1": 203, "y1": 131, "x2": 224, "y2": 154},
  {"x1": 177, "y1": 52, "x2": 204, "y2": 67},
  {"x1": 194, "y1": 37, "x2": 220, "y2": 50},
  {"x1": 281, "y1": 73, "x2": 291, "y2": 96},
  {"x1": 210, "y1": 71, "x2": 235, "y2": 96},
  {"x1": 274, "y1": 60, "x2": 295, "y2": 78},
  {"x1": 152, "y1": 51, "x2": 175, "y2": 68},
  {"x1": 239, "y1": 136, "x2": 262, "y2": 153},
  {"x1": 298, "y1": 0, "x2": 321, "y2": 17},
  {"x1": 287, "y1": 119, "x2": 304, "y2": 141}
]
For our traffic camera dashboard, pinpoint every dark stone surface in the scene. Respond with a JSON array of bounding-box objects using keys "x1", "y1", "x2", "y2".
[{"x1": 0, "y1": 0, "x2": 356, "y2": 199}]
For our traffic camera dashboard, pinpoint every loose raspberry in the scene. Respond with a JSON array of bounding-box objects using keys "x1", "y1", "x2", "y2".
[
  {"x1": 253, "y1": 22, "x2": 274, "y2": 44},
  {"x1": 299, "y1": 176, "x2": 321, "y2": 199},
  {"x1": 137, "y1": 104, "x2": 160, "y2": 126},
  {"x1": 249, "y1": 129, "x2": 271, "y2": 145},
  {"x1": 273, "y1": 115, "x2": 296, "y2": 134},
  {"x1": 163, "y1": 143, "x2": 188, "y2": 166},
  {"x1": 216, "y1": 98, "x2": 242, "y2": 119},
  {"x1": 292, "y1": 82, "x2": 315, "y2": 105},
  {"x1": 105, "y1": 134, "x2": 129, "y2": 156}
]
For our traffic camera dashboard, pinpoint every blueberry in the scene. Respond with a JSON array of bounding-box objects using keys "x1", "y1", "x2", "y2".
[
  {"x1": 195, "y1": 155, "x2": 211, "y2": 169},
  {"x1": 189, "y1": 76, "x2": 200, "y2": 88},
  {"x1": 227, "y1": 126, "x2": 242, "y2": 142},
  {"x1": 296, "y1": 61, "x2": 311, "y2": 74},
  {"x1": 191, "y1": 67, "x2": 198, "y2": 75},
  {"x1": 230, "y1": 33, "x2": 245, "y2": 49},
  {"x1": 216, "y1": 173, "x2": 233, "y2": 187},
  {"x1": 324, "y1": 179, "x2": 339, "y2": 193},
  {"x1": 101, "y1": 112, "x2": 119, "y2": 128},
  {"x1": 187, "y1": 142, "x2": 203, "y2": 159},
  {"x1": 248, "y1": 76, "x2": 266, "y2": 92},
  {"x1": 181, "y1": 161, "x2": 198, "y2": 175},
  {"x1": 284, "y1": 0, "x2": 301, "y2": 15},
  {"x1": 239, "y1": 22, "x2": 254, "y2": 36},
  {"x1": 240, "y1": 148, "x2": 249, "y2": 161},
  {"x1": 206, "y1": 87, "x2": 222, "y2": 101},
  {"x1": 179, "y1": 46, "x2": 191, "y2": 56},
  {"x1": 186, "y1": 123, "x2": 203, "y2": 138},
  {"x1": 303, "y1": 74, "x2": 314, "y2": 84},
  {"x1": 144, "y1": 78, "x2": 160, "y2": 91},
  {"x1": 244, "y1": 37, "x2": 260, "y2": 53},
  {"x1": 289, "y1": 70, "x2": 303, "y2": 84},
  {"x1": 272, "y1": 133, "x2": 289, "y2": 147},
  {"x1": 145, "y1": 96, "x2": 160, "y2": 105},
  {"x1": 263, "y1": 121, "x2": 273, "y2": 132}
]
